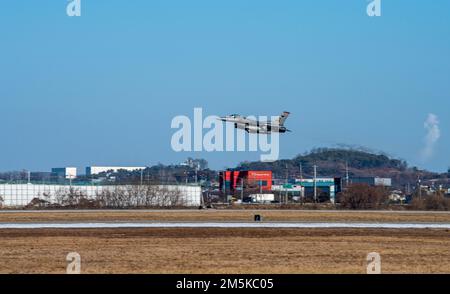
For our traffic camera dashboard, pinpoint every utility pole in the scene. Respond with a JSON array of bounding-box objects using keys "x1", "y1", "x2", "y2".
[
  {"x1": 299, "y1": 162, "x2": 304, "y2": 201},
  {"x1": 285, "y1": 164, "x2": 289, "y2": 204},
  {"x1": 417, "y1": 176, "x2": 422, "y2": 199},
  {"x1": 195, "y1": 163, "x2": 200, "y2": 184},
  {"x1": 299, "y1": 162, "x2": 303, "y2": 180},
  {"x1": 220, "y1": 173, "x2": 225, "y2": 196},
  {"x1": 345, "y1": 161, "x2": 349, "y2": 187},
  {"x1": 140, "y1": 169, "x2": 144, "y2": 186},
  {"x1": 241, "y1": 178, "x2": 244, "y2": 202},
  {"x1": 313, "y1": 165, "x2": 317, "y2": 203}
]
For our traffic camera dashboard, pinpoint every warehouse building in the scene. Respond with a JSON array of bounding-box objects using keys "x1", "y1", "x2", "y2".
[
  {"x1": 219, "y1": 170, "x2": 272, "y2": 194},
  {"x1": 0, "y1": 184, "x2": 201, "y2": 207},
  {"x1": 51, "y1": 167, "x2": 77, "y2": 179},
  {"x1": 273, "y1": 178, "x2": 342, "y2": 203},
  {"x1": 351, "y1": 177, "x2": 392, "y2": 187}
]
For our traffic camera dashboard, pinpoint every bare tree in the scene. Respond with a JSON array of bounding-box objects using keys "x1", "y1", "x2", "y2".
[
  {"x1": 94, "y1": 184, "x2": 184, "y2": 208},
  {"x1": 339, "y1": 184, "x2": 388, "y2": 209},
  {"x1": 410, "y1": 191, "x2": 450, "y2": 211},
  {"x1": 54, "y1": 187, "x2": 89, "y2": 207}
]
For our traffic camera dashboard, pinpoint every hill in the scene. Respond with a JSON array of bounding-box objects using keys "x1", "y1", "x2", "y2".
[{"x1": 237, "y1": 148, "x2": 447, "y2": 188}]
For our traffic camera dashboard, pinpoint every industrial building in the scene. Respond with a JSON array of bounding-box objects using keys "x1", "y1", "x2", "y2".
[
  {"x1": 51, "y1": 167, "x2": 77, "y2": 179},
  {"x1": 351, "y1": 177, "x2": 392, "y2": 187},
  {"x1": 30, "y1": 172, "x2": 52, "y2": 181},
  {"x1": 272, "y1": 184, "x2": 303, "y2": 195},
  {"x1": 296, "y1": 178, "x2": 342, "y2": 198},
  {"x1": 0, "y1": 184, "x2": 201, "y2": 207},
  {"x1": 219, "y1": 170, "x2": 272, "y2": 194},
  {"x1": 272, "y1": 178, "x2": 342, "y2": 203},
  {"x1": 86, "y1": 166, "x2": 146, "y2": 176},
  {"x1": 219, "y1": 170, "x2": 343, "y2": 203}
]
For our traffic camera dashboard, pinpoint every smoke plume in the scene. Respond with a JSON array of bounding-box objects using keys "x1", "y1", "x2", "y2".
[{"x1": 421, "y1": 113, "x2": 440, "y2": 161}]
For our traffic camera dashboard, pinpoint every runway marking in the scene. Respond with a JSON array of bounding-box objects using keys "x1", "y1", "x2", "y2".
[{"x1": 0, "y1": 222, "x2": 450, "y2": 229}]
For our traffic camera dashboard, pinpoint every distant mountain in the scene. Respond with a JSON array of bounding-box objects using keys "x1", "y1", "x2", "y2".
[
  {"x1": 65, "y1": 149, "x2": 449, "y2": 190},
  {"x1": 236, "y1": 148, "x2": 448, "y2": 188}
]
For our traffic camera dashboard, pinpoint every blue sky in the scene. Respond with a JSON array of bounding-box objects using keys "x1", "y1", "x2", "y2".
[{"x1": 0, "y1": 1, "x2": 449, "y2": 173}]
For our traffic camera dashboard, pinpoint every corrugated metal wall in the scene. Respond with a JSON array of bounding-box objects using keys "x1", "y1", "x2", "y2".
[{"x1": 0, "y1": 184, "x2": 201, "y2": 207}]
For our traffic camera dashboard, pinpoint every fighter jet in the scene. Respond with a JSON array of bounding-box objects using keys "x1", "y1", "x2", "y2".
[{"x1": 219, "y1": 111, "x2": 291, "y2": 134}]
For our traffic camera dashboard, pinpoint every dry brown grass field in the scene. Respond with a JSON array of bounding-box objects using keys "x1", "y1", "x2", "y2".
[
  {"x1": 0, "y1": 210, "x2": 449, "y2": 274},
  {"x1": 0, "y1": 228, "x2": 449, "y2": 274},
  {"x1": 1, "y1": 210, "x2": 450, "y2": 223}
]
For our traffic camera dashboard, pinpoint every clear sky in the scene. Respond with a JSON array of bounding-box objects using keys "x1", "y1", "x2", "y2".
[{"x1": 0, "y1": 1, "x2": 449, "y2": 173}]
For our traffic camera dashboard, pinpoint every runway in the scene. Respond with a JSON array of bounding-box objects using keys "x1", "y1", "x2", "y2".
[
  {"x1": 1, "y1": 222, "x2": 450, "y2": 229},
  {"x1": 1, "y1": 209, "x2": 450, "y2": 214}
]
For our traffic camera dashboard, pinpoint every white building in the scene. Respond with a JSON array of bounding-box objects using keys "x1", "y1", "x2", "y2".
[
  {"x1": 249, "y1": 194, "x2": 275, "y2": 203},
  {"x1": 86, "y1": 166, "x2": 146, "y2": 176},
  {"x1": 51, "y1": 167, "x2": 77, "y2": 179},
  {"x1": 0, "y1": 184, "x2": 201, "y2": 207}
]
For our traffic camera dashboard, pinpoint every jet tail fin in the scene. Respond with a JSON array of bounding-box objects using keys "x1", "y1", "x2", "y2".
[{"x1": 275, "y1": 111, "x2": 290, "y2": 126}]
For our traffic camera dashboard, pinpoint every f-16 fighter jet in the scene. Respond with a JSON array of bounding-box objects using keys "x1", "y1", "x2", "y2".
[{"x1": 219, "y1": 111, "x2": 291, "y2": 134}]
